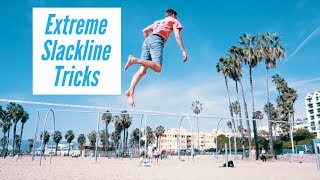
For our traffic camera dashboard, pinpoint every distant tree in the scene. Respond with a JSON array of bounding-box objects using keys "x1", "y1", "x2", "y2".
[
  {"x1": 53, "y1": 131, "x2": 62, "y2": 156},
  {"x1": 40, "y1": 131, "x2": 50, "y2": 145},
  {"x1": 28, "y1": 139, "x2": 34, "y2": 154},
  {"x1": 217, "y1": 134, "x2": 228, "y2": 150},
  {"x1": 88, "y1": 131, "x2": 97, "y2": 154},
  {"x1": 77, "y1": 134, "x2": 86, "y2": 156},
  {"x1": 102, "y1": 110, "x2": 113, "y2": 157},
  {"x1": 19, "y1": 110, "x2": 29, "y2": 153},
  {"x1": 293, "y1": 129, "x2": 315, "y2": 145},
  {"x1": 191, "y1": 100, "x2": 203, "y2": 151},
  {"x1": 65, "y1": 130, "x2": 75, "y2": 156},
  {"x1": 154, "y1": 126, "x2": 165, "y2": 150}
]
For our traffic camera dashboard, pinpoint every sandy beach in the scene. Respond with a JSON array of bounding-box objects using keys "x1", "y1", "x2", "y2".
[{"x1": 0, "y1": 155, "x2": 319, "y2": 180}]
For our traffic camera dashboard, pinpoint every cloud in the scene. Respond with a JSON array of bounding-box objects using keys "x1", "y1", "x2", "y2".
[{"x1": 287, "y1": 26, "x2": 320, "y2": 60}]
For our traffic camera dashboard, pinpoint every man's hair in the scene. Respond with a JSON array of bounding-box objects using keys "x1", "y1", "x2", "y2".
[{"x1": 165, "y1": 8, "x2": 177, "y2": 17}]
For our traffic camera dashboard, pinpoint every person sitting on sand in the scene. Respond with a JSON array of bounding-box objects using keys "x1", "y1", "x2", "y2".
[{"x1": 261, "y1": 147, "x2": 267, "y2": 162}]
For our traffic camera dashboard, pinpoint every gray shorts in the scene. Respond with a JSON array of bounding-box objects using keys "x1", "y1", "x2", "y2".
[{"x1": 141, "y1": 34, "x2": 164, "y2": 65}]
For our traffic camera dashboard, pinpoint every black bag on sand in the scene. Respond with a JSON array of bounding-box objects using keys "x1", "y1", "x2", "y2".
[{"x1": 222, "y1": 160, "x2": 234, "y2": 167}]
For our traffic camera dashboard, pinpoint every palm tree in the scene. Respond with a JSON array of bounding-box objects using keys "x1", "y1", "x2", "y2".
[
  {"x1": 19, "y1": 110, "x2": 29, "y2": 153},
  {"x1": 130, "y1": 128, "x2": 142, "y2": 154},
  {"x1": 253, "y1": 111, "x2": 264, "y2": 131},
  {"x1": 102, "y1": 110, "x2": 113, "y2": 157},
  {"x1": 53, "y1": 131, "x2": 62, "y2": 156},
  {"x1": 99, "y1": 130, "x2": 108, "y2": 151},
  {"x1": 272, "y1": 74, "x2": 287, "y2": 95},
  {"x1": 121, "y1": 110, "x2": 132, "y2": 153},
  {"x1": 88, "y1": 131, "x2": 97, "y2": 155},
  {"x1": 64, "y1": 130, "x2": 75, "y2": 156},
  {"x1": 261, "y1": 32, "x2": 285, "y2": 157},
  {"x1": 146, "y1": 126, "x2": 155, "y2": 146},
  {"x1": 111, "y1": 131, "x2": 121, "y2": 157},
  {"x1": 14, "y1": 135, "x2": 21, "y2": 153},
  {"x1": 191, "y1": 100, "x2": 203, "y2": 151},
  {"x1": 226, "y1": 121, "x2": 233, "y2": 151},
  {"x1": 77, "y1": 134, "x2": 86, "y2": 157},
  {"x1": 40, "y1": 130, "x2": 50, "y2": 156},
  {"x1": 1, "y1": 112, "x2": 12, "y2": 155},
  {"x1": 216, "y1": 57, "x2": 238, "y2": 155},
  {"x1": 229, "y1": 46, "x2": 253, "y2": 158},
  {"x1": 239, "y1": 33, "x2": 262, "y2": 159},
  {"x1": 113, "y1": 115, "x2": 122, "y2": 156},
  {"x1": 28, "y1": 139, "x2": 34, "y2": 154},
  {"x1": 7, "y1": 103, "x2": 24, "y2": 155},
  {"x1": 154, "y1": 126, "x2": 165, "y2": 151}
]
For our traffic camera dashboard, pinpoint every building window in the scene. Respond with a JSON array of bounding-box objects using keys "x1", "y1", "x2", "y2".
[
  {"x1": 313, "y1": 132, "x2": 317, "y2": 136},
  {"x1": 316, "y1": 96, "x2": 319, "y2": 101},
  {"x1": 317, "y1": 102, "x2": 320, "y2": 106},
  {"x1": 311, "y1": 116, "x2": 315, "y2": 120},
  {"x1": 312, "y1": 127, "x2": 316, "y2": 131},
  {"x1": 308, "y1": 104, "x2": 313, "y2": 109},
  {"x1": 311, "y1": 121, "x2": 315, "y2": 126}
]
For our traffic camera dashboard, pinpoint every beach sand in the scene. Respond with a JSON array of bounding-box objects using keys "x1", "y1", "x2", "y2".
[{"x1": 0, "y1": 155, "x2": 319, "y2": 180}]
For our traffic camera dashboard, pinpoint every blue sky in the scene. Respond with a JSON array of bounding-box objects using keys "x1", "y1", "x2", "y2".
[{"x1": 0, "y1": 0, "x2": 320, "y2": 140}]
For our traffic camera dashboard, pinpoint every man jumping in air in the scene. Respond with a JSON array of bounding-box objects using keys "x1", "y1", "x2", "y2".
[{"x1": 124, "y1": 8, "x2": 188, "y2": 107}]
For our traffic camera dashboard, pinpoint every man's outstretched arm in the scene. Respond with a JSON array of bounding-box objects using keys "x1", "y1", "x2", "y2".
[
  {"x1": 142, "y1": 24, "x2": 153, "y2": 38},
  {"x1": 173, "y1": 28, "x2": 188, "y2": 62}
]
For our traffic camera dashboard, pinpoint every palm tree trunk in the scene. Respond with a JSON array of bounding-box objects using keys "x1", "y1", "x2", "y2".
[
  {"x1": 126, "y1": 128, "x2": 129, "y2": 152},
  {"x1": 55, "y1": 143, "x2": 58, "y2": 156},
  {"x1": 7, "y1": 130, "x2": 10, "y2": 153},
  {"x1": 236, "y1": 81, "x2": 245, "y2": 159},
  {"x1": 105, "y1": 124, "x2": 108, "y2": 157},
  {"x1": 12, "y1": 122, "x2": 17, "y2": 156},
  {"x1": 266, "y1": 68, "x2": 274, "y2": 157},
  {"x1": 2, "y1": 132, "x2": 6, "y2": 154},
  {"x1": 250, "y1": 67, "x2": 259, "y2": 160},
  {"x1": 19, "y1": 123, "x2": 25, "y2": 154},
  {"x1": 224, "y1": 76, "x2": 237, "y2": 159},
  {"x1": 122, "y1": 130, "x2": 125, "y2": 155},
  {"x1": 239, "y1": 79, "x2": 251, "y2": 158},
  {"x1": 80, "y1": 144, "x2": 83, "y2": 157},
  {"x1": 68, "y1": 143, "x2": 70, "y2": 156},
  {"x1": 197, "y1": 117, "x2": 200, "y2": 151}
]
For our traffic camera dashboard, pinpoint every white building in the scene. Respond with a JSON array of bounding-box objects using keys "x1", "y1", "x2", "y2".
[
  {"x1": 294, "y1": 118, "x2": 309, "y2": 131},
  {"x1": 305, "y1": 91, "x2": 320, "y2": 138}
]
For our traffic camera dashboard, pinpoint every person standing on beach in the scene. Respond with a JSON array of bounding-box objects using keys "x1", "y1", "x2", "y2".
[
  {"x1": 124, "y1": 8, "x2": 188, "y2": 107},
  {"x1": 251, "y1": 147, "x2": 256, "y2": 161}
]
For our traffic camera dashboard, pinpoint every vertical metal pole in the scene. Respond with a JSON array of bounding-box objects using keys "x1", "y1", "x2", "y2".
[
  {"x1": 178, "y1": 116, "x2": 185, "y2": 160},
  {"x1": 228, "y1": 135, "x2": 231, "y2": 155},
  {"x1": 313, "y1": 139, "x2": 320, "y2": 170},
  {"x1": 215, "y1": 118, "x2": 224, "y2": 160},
  {"x1": 138, "y1": 114, "x2": 144, "y2": 158},
  {"x1": 49, "y1": 110, "x2": 55, "y2": 164},
  {"x1": 32, "y1": 110, "x2": 41, "y2": 161},
  {"x1": 290, "y1": 115, "x2": 295, "y2": 154},
  {"x1": 144, "y1": 114, "x2": 147, "y2": 160},
  {"x1": 39, "y1": 109, "x2": 53, "y2": 166},
  {"x1": 95, "y1": 112, "x2": 100, "y2": 162},
  {"x1": 186, "y1": 115, "x2": 194, "y2": 164},
  {"x1": 225, "y1": 143, "x2": 228, "y2": 167}
]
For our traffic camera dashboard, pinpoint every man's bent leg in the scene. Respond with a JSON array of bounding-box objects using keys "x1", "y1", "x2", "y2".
[
  {"x1": 126, "y1": 66, "x2": 147, "y2": 107},
  {"x1": 125, "y1": 55, "x2": 162, "y2": 73}
]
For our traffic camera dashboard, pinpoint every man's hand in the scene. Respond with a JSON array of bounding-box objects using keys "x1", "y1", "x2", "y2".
[{"x1": 182, "y1": 51, "x2": 188, "y2": 62}]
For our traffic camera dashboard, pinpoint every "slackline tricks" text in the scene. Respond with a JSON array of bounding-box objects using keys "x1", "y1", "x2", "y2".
[{"x1": 41, "y1": 14, "x2": 112, "y2": 87}]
